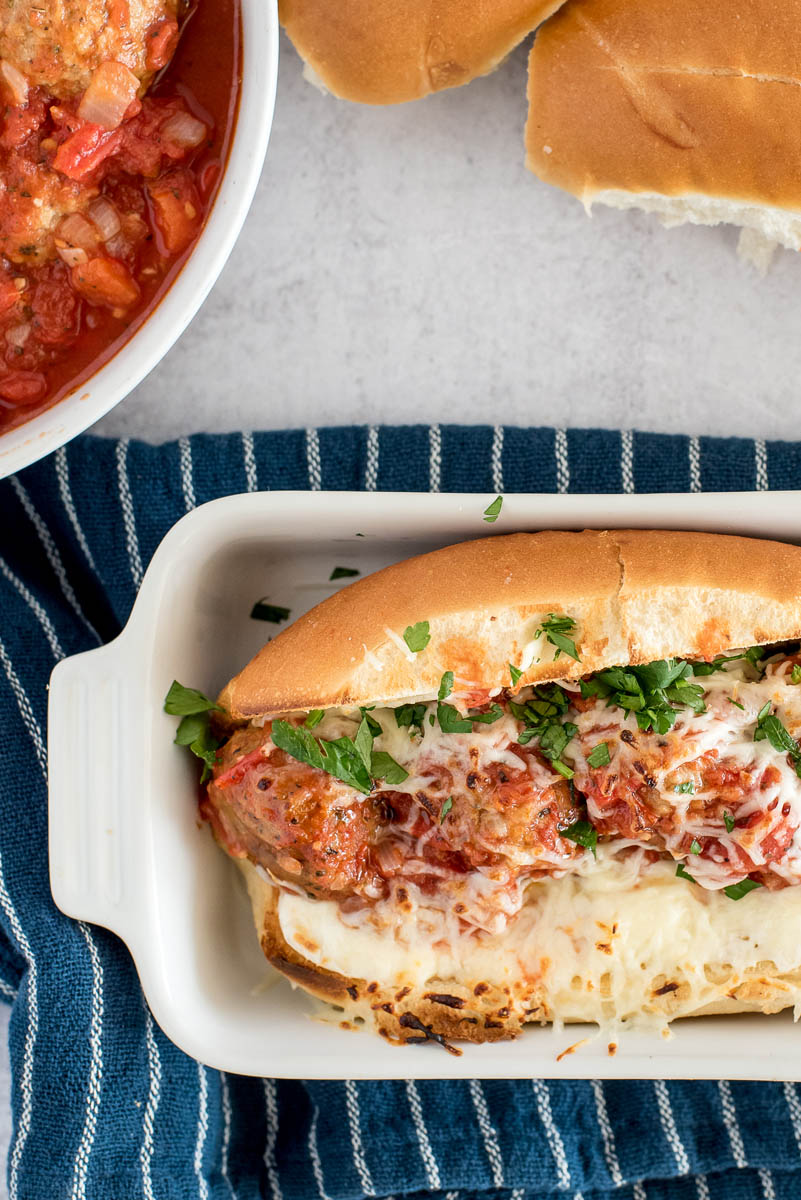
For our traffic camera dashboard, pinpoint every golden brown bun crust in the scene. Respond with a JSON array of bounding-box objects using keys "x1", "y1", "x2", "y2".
[
  {"x1": 279, "y1": 0, "x2": 564, "y2": 104},
  {"x1": 240, "y1": 862, "x2": 801, "y2": 1046},
  {"x1": 218, "y1": 530, "x2": 801, "y2": 721},
  {"x1": 526, "y1": 0, "x2": 801, "y2": 209}
]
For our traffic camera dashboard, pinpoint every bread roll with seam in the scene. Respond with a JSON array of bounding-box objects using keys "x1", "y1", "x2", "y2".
[
  {"x1": 205, "y1": 531, "x2": 801, "y2": 1048},
  {"x1": 279, "y1": 0, "x2": 566, "y2": 105},
  {"x1": 526, "y1": 0, "x2": 801, "y2": 261}
]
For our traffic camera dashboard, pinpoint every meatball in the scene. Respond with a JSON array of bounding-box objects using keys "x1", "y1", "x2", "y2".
[
  {"x1": 205, "y1": 726, "x2": 385, "y2": 900},
  {"x1": 0, "y1": 0, "x2": 182, "y2": 99}
]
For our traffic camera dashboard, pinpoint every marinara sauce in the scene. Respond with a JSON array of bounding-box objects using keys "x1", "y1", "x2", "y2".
[{"x1": 0, "y1": 0, "x2": 241, "y2": 432}]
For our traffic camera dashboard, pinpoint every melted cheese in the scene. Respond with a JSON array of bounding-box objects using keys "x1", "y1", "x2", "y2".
[
  {"x1": 277, "y1": 847, "x2": 801, "y2": 1026},
  {"x1": 571, "y1": 658, "x2": 801, "y2": 889}
]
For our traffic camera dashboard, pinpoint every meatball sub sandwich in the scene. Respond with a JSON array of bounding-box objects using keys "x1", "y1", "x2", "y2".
[{"x1": 168, "y1": 530, "x2": 801, "y2": 1046}]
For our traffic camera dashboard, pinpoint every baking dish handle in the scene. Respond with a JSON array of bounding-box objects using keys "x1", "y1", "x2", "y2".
[{"x1": 48, "y1": 639, "x2": 144, "y2": 942}]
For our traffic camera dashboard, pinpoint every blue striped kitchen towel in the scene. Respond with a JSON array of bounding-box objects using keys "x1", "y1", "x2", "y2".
[{"x1": 3, "y1": 425, "x2": 801, "y2": 1200}]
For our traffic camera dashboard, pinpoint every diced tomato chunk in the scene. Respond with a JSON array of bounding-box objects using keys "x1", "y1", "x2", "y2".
[
  {"x1": 0, "y1": 276, "x2": 21, "y2": 317},
  {"x1": 0, "y1": 371, "x2": 47, "y2": 405},
  {"x1": 53, "y1": 123, "x2": 122, "y2": 181},
  {"x1": 147, "y1": 171, "x2": 201, "y2": 255},
  {"x1": 30, "y1": 269, "x2": 81, "y2": 345},
  {"x1": 70, "y1": 258, "x2": 140, "y2": 309},
  {"x1": 146, "y1": 18, "x2": 180, "y2": 71}
]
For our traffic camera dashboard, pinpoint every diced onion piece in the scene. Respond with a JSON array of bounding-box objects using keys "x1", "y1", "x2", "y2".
[
  {"x1": 87, "y1": 197, "x2": 121, "y2": 242},
  {"x1": 0, "y1": 60, "x2": 28, "y2": 107},
  {"x1": 160, "y1": 110, "x2": 207, "y2": 149},
  {"x1": 5, "y1": 322, "x2": 30, "y2": 348},
  {"x1": 56, "y1": 245, "x2": 89, "y2": 267},
  {"x1": 77, "y1": 62, "x2": 139, "y2": 130},
  {"x1": 103, "y1": 232, "x2": 129, "y2": 259},
  {"x1": 56, "y1": 213, "x2": 99, "y2": 254}
]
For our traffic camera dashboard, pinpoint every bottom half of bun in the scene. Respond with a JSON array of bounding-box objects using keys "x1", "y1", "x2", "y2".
[{"x1": 238, "y1": 855, "x2": 801, "y2": 1049}]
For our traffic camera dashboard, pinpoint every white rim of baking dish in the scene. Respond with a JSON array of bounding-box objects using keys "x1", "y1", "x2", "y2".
[
  {"x1": 0, "y1": 0, "x2": 279, "y2": 479},
  {"x1": 48, "y1": 491, "x2": 801, "y2": 1079}
]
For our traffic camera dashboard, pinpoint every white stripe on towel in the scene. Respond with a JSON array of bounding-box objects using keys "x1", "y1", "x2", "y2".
[
  {"x1": 429, "y1": 425, "x2": 442, "y2": 493},
  {"x1": 653, "y1": 1081, "x2": 690, "y2": 1175},
  {"x1": 491, "y1": 425, "x2": 504, "y2": 494},
  {"x1": 555, "y1": 429, "x2": 570, "y2": 494},
  {"x1": 9, "y1": 476, "x2": 100, "y2": 642},
  {"x1": 754, "y1": 439, "x2": 769, "y2": 491},
  {"x1": 365, "y1": 426, "x2": 379, "y2": 491},
  {"x1": 344, "y1": 1080, "x2": 375, "y2": 1195},
  {"x1": 140, "y1": 1003, "x2": 162, "y2": 1200},
  {"x1": 306, "y1": 429, "x2": 322, "y2": 491},
  {"x1": 590, "y1": 1080, "x2": 624, "y2": 1188},
  {"x1": 532, "y1": 1079, "x2": 571, "y2": 1191},
  {"x1": 70, "y1": 922, "x2": 104, "y2": 1200},
  {"x1": 263, "y1": 1079, "x2": 283, "y2": 1200},
  {"x1": 55, "y1": 447, "x2": 98, "y2": 572},
  {"x1": 405, "y1": 1081, "x2": 441, "y2": 1191},
  {"x1": 179, "y1": 436, "x2": 197, "y2": 512},
  {"x1": 116, "y1": 439, "x2": 144, "y2": 590},
  {"x1": 242, "y1": 432, "x2": 258, "y2": 493},
  {"x1": 620, "y1": 430, "x2": 635, "y2": 493},
  {"x1": 688, "y1": 436, "x2": 702, "y2": 493},
  {"x1": 468, "y1": 1080, "x2": 504, "y2": 1188}
]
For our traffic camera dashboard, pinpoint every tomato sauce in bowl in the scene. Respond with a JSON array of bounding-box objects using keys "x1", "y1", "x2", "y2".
[{"x1": 0, "y1": 0, "x2": 241, "y2": 433}]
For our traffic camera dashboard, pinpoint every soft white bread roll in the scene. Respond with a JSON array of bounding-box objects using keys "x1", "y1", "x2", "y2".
[
  {"x1": 279, "y1": 0, "x2": 566, "y2": 105},
  {"x1": 219, "y1": 530, "x2": 801, "y2": 720},
  {"x1": 526, "y1": 0, "x2": 801, "y2": 252}
]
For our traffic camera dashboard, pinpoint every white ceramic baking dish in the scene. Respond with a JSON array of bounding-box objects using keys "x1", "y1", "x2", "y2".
[
  {"x1": 48, "y1": 490, "x2": 801, "y2": 1079},
  {"x1": 0, "y1": 0, "x2": 279, "y2": 478}
]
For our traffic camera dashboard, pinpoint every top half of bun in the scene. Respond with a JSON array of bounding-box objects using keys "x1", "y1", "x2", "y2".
[
  {"x1": 279, "y1": 0, "x2": 564, "y2": 105},
  {"x1": 526, "y1": 0, "x2": 801, "y2": 246},
  {"x1": 218, "y1": 530, "x2": 801, "y2": 722}
]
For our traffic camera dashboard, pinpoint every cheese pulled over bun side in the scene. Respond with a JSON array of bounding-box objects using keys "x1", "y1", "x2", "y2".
[
  {"x1": 240, "y1": 857, "x2": 801, "y2": 1045},
  {"x1": 218, "y1": 530, "x2": 801, "y2": 721},
  {"x1": 279, "y1": 0, "x2": 565, "y2": 105},
  {"x1": 526, "y1": 0, "x2": 801, "y2": 250}
]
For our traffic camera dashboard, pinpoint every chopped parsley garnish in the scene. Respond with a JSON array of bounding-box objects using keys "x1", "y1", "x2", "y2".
[
  {"x1": 745, "y1": 646, "x2": 768, "y2": 673},
  {"x1": 403, "y1": 621, "x2": 430, "y2": 653},
  {"x1": 581, "y1": 658, "x2": 705, "y2": 734},
  {"x1": 330, "y1": 566, "x2": 360, "y2": 580},
  {"x1": 509, "y1": 663, "x2": 523, "y2": 687},
  {"x1": 587, "y1": 742, "x2": 610, "y2": 769},
  {"x1": 510, "y1": 684, "x2": 576, "y2": 777},
  {"x1": 469, "y1": 704, "x2": 504, "y2": 725},
  {"x1": 437, "y1": 702, "x2": 473, "y2": 734},
  {"x1": 723, "y1": 878, "x2": 764, "y2": 901},
  {"x1": 559, "y1": 820, "x2": 597, "y2": 858},
  {"x1": 440, "y1": 796, "x2": 453, "y2": 822},
  {"x1": 438, "y1": 671, "x2": 454, "y2": 700},
  {"x1": 271, "y1": 714, "x2": 406, "y2": 794},
  {"x1": 754, "y1": 703, "x2": 801, "y2": 776},
  {"x1": 250, "y1": 599, "x2": 291, "y2": 623},
  {"x1": 370, "y1": 751, "x2": 409, "y2": 785},
  {"x1": 164, "y1": 681, "x2": 224, "y2": 782},
  {"x1": 729, "y1": 698, "x2": 745, "y2": 710},
  {"x1": 674, "y1": 781, "x2": 694, "y2": 794},
  {"x1": 164, "y1": 681, "x2": 221, "y2": 716},
  {"x1": 675, "y1": 862, "x2": 695, "y2": 883},
  {"x1": 689, "y1": 839, "x2": 702, "y2": 855},
  {"x1": 792, "y1": 665, "x2": 801, "y2": 685},
  {"x1": 395, "y1": 703, "x2": 427, "y2": 733},
  {"x1": 483, "y1": 496, "x2": 503, "y2": 523},
  {"x1": 723, "y1": 811, "x2": 735, "y2": 833},
  {"x1": 534, "y1": 613, "x2": 581, "y2": 662},
  {"x1": 305, "y1": 709, "x2": 324, "y2": 729}
]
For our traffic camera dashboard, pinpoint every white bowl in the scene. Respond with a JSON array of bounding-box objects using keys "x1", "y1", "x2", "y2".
[
  {"x1": 47, "y1": 489, "x2": 801, "y2": 1079},
  {"x1": 0, "y1": 0, "x2": 279, "y2": 479}
]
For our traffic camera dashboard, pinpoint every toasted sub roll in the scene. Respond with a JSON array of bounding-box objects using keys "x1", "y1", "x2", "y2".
[
  {"x1": 205, "y1": 531, "x2": 801, "y2": 1046},
  {"x1": 527, "y1": 0, "x2": 801, "y2": 255},
  {"x1": 279, "y1": 0, "x2": 565, "y2": 105}
]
